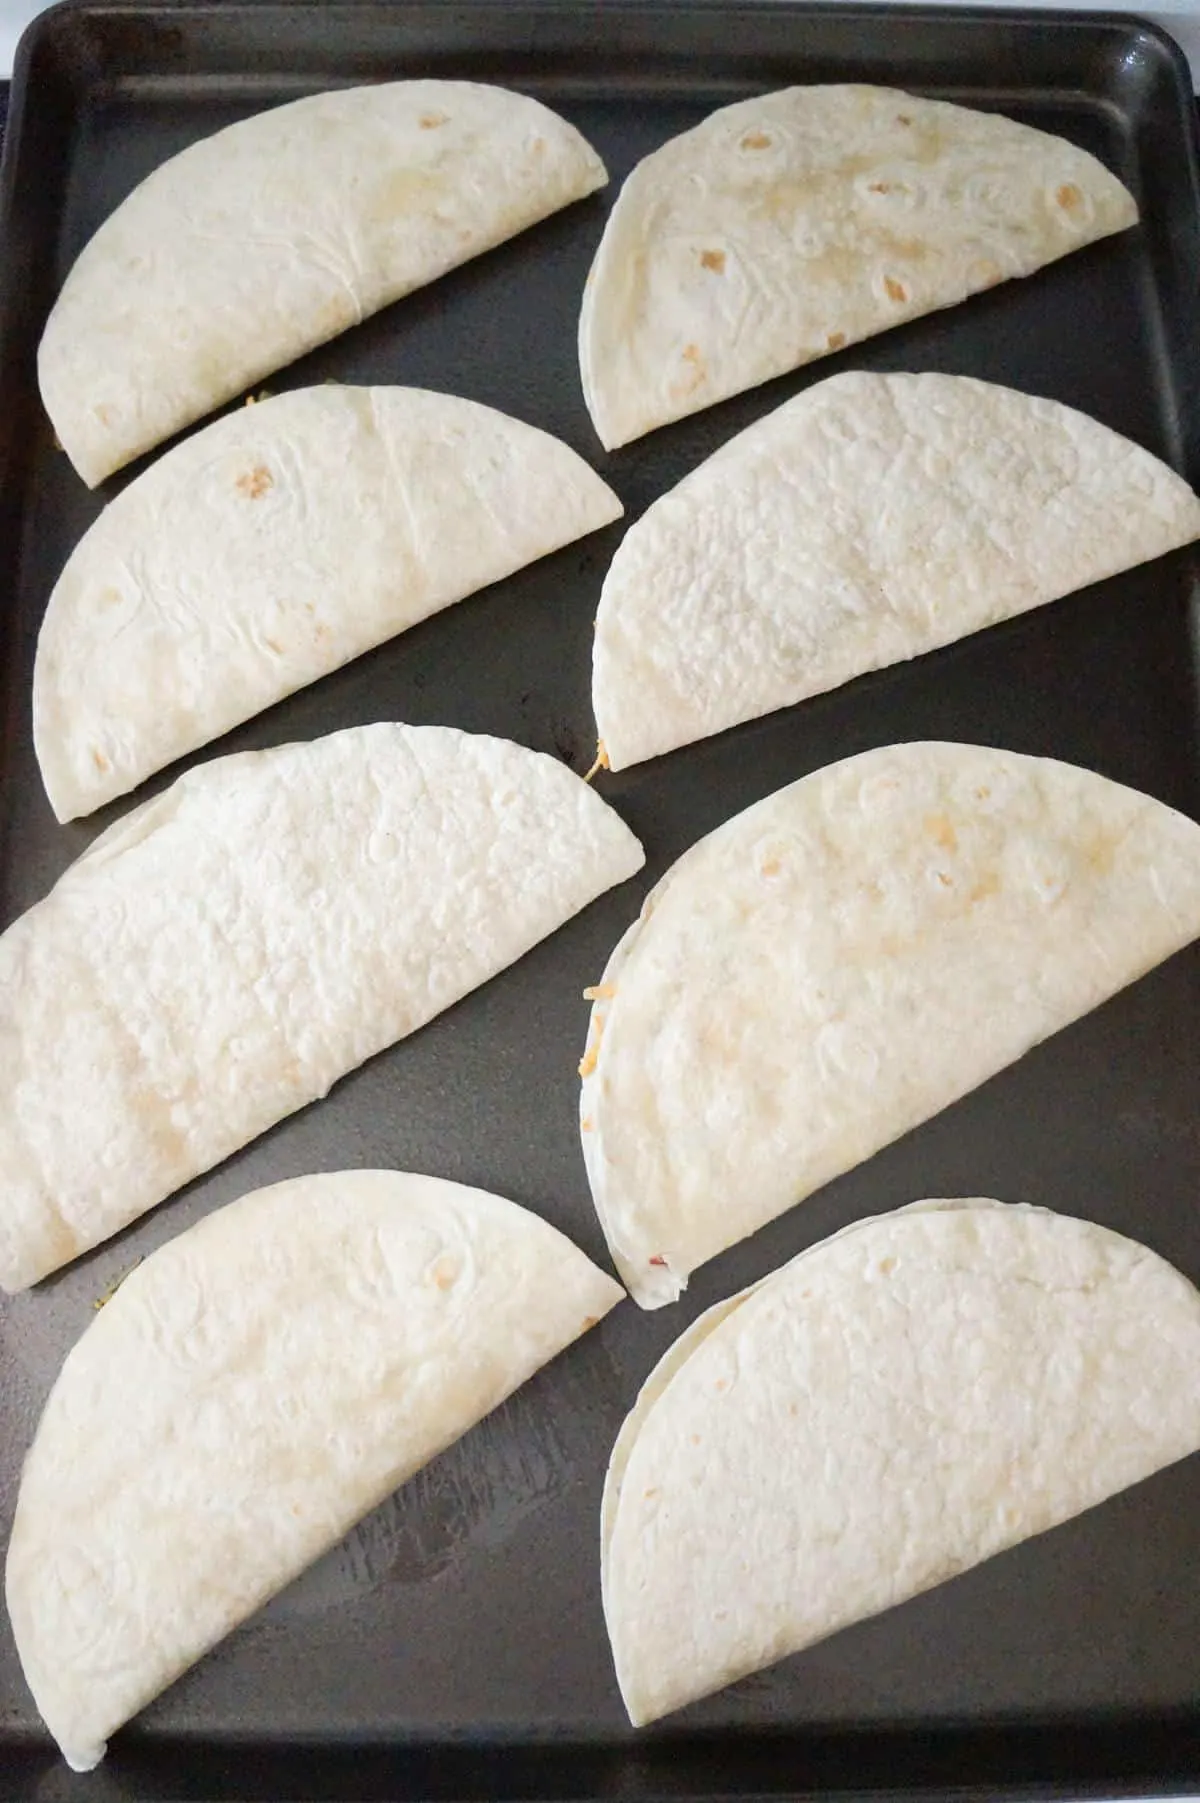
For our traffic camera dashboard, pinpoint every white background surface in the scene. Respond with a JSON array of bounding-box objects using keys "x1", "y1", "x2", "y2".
[{"x1": 1, "y1": 0, "x2": 1200, "y2": 86}]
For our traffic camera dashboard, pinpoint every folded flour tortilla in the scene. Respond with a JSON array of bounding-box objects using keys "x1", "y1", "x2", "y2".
[
  {"x1": 35, "y1": 384, "x2": 623, "y2": 820},
  {"x1": 0, "y1": 723, "x2": 643, "y2": 1291},
  {"x1": 603, "y1": 1199, "x2": 1200, "y2": 1724},
  {"x1": 40, "y1": 82, "x2": 607, "y2": 485},
  {"x1": 6, "y1": 1169, "x2": 624, "y2": 1769},
  {"x1": 579, "y1": 86, "x2": 1136, "y2": 448},
  {"x1": 580, "y1": 743, "x2": 1200, "y2": 1306},
  {"x1": 593, "y1": 372, "x2": 1200, "y2": 768}
]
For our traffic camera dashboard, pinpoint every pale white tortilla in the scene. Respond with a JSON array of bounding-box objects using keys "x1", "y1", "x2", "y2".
[
  {"x1": 580, "y1": 743, "x2": 1200, "y2": 1306},
  {"x1": 35, "y1": 384, "x2": 622, "y2": 820},
  {"x1": 0, "y1": 723, "x2": 644, "y2": 1291},
  {"x1": 603, "y1": 1199, "x2": 1200, "y2": 1725},
  {"x1": 40, "y1": 81, "x2": 607, "y2": 484},
  {"x1": 579, "y1": 85, "x2": 1136, "y2": 448},
  {"x1": 5, "y1": 1169, "x2": 624, "y2": 1769},
  {"x1": 593, "y1": 372, "x2": 1200, "y2": 768}
]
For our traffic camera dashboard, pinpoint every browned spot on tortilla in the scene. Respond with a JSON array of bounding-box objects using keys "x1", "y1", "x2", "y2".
[
  {"x1": 531, "y1": 135, "x2": 546, "y2": 156},
  {"x1": 419, "y1": 111, "x2": 449, "y2": 129},
  {"x1": 91, "y1": 747, "x2": 109, "y2": 772},
  {"x1": 760, "y1": 856, "x2": 781, "y2": 877},
  {"x1": 100, "y1": 586, "x2": 122, "y2": 608},
  {"x1": 715, "y1": 1377, "x2": 729, "y2": 1392},
  {"x1": 868, "y1": 181, "x2": 892, "y2": 193},
  {"x1": 884, "y1": 275, "x2": 908, "y2": 303},
  {"x1": 690, "y1": 1432, "x2": 702, "y2": 1445},
  {"x1": 93, "y1": 403, "x2": 113, "y2": 426},
  {"x1": 314, "y1": 621, "x2": 330, "y2": 642},
  {"x1": 969, "y1": 257, "x2": 1002, "y2": 289},
  {"x1": 1056, "y1": 182, "x2": 1083, "y2": 211},
  {"x1": 740, "y1": 130, "x2": 772, "y2": 150},
  {"x1": 879, "y1": 1256, "x2": 897, "y2": 1275},
  {"x1": 935, "y1": 870, "x2": 953, "y2": 889},
  {"x1": 264, "y1": 637, "x2": 283, "y2": 655},
  {"x1": 925, "y1": 813, "x2": 958, "y2": 853},
  {"x1": 236, "y1": 464, "x2": 274, "y2": 500},
  {"x1": 581, "y1": 1115, "x2": 595, "y2": 1133},
  {"x1": 700, "y1": 248, "x2": 726, "y2": 273},
  {"x1": 969, "y1": 871, "x2": 1001, "y2": 905},
  {"x1": 673, "y1": 341, "x2": 707, "y2": 397},
  {"x1": 1087, "y1": 835, "x2": 1115, "y2": 877},
  {"x1": 896, "y1": 113, "x2": 913, "y2": 126},
  {"x1": 827, "y1": 330, "x2": 846, "y2": 351}
]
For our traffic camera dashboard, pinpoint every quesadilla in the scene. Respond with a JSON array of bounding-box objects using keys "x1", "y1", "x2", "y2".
[
  {"x1": 579, "y1": 85, "x2": 1136, "y2": 448},
  {"x1": 580, "y1": 742, "x2": 1200, "y2": 1306},
  {"x1": 0, "y1": 723, "x2": 643, "y2": 1291},
  {"x1": 41, "y1": 81, "x2": 608, "y2": 485},
  {"x1": 35, "y1": 384, "x2": 622, "y2": 820},
  {"x1": 7, "y1": 1169, "x2": 624, "y2": 1769},
  {"x1": 592, "y1": 372, "x2": 1200, "y2": 768},
  {"x1": 604, "y1": 1198, "x2": 1200, "y2": 1724}
]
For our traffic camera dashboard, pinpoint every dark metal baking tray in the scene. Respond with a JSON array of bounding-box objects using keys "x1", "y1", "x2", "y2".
[{"x1": 4, "y1": 2, "x2": 1200, "y2": 1796}]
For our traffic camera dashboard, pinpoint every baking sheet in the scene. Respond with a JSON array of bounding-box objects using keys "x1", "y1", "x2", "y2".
[{"x1": 3, "y1": 3, "x2": 1200, "y2": 1796}]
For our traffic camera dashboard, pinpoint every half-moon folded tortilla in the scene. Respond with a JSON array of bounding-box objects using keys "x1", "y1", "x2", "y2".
[
  {"x1": 603, "y1": 1199, "x2": 1200, "y2": 1725},
  {"x1": 593, "y1": 372, "x2": 1200, "y2": 769},
  {"x1": 41, "y1": 81, "x2": 608, "y2": 485},
  {"x1": 580, "y1": 743, "x2": 1200, "y2": 1306},
  {"x1": 35, "y1": 384, "x2": 622, "y2": 821},
  {"x1": 579, "y1": 85, "x2": 1136, "y2": 448},
  {"x1": 0, "y1": 723, "x2": 643, "y2": 1291},
  {"x1": 6, "y1": 1169, "x2": 624, "y2": 1769}
]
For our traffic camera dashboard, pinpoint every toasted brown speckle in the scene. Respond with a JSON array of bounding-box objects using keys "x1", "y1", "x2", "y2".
[
  {"x1": 925, "y1": 814, "x2": 958, "y2": 853},
  {"x1": 419, "y1": 111, "x2": 449, "y2": 130},
  {"x1": 740, "y1": 131, "x2": 772, "y2": 150},
  {"x1": 884, "y1": 276, "x2": 908, "y2": 303},
  {"x1": 236, "y1": 465, "x2": 274, "y2": 500},
  {"x1": 1056, "y1": 182, "x2": 1083, "y2": 211},
  {"x1": 827, "y1": 330, "x2": 846, "y2": 351},
  {"x1": 700, "y1": 248, "x2": 726, "y2": 273}
]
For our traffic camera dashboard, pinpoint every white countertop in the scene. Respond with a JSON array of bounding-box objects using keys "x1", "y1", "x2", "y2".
[{"x1": 1, "y1": 0, "x2": 1200, "y2": 88}]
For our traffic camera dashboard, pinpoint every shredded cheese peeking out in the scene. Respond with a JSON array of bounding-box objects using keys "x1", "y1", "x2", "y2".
[
  {"x1": 578, "y1": 1005, "x2": 608, "y2": 1078},
  {"x1": 583, "y1": 982, "x2": 617, "y2": 1002},
  {"x1": 583, "y1": 740, "x2": 611, "y2": 784},
  {"x1": 94, "y1": 1256, "x2": 143, "y2": 1310}
]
